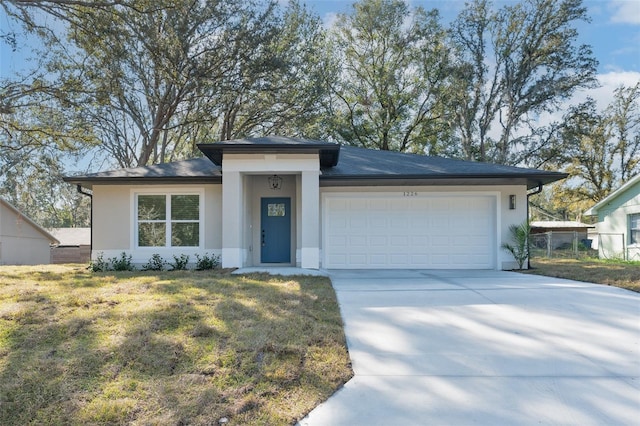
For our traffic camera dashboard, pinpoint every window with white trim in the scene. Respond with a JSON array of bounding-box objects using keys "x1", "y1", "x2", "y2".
[
  {"x1": 136, "y1": 194, "x2": 200, "y2": 248},
  {"x1": 631, "y1": 213, "x2": 640, "y2": 245}
]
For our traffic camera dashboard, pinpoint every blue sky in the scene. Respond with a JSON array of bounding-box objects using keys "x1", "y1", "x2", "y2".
[
  {"x1": 1, "y1": 0, "x2": 639, "y2": 108},
  {"x1": 302, "y1": 0, "x2": 640, "y2": 74},
  {"x1": 304, "y1": 0, "x2": 640, "y2": 113}
]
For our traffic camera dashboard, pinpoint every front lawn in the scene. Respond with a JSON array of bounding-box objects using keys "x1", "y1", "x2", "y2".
[
  {"x1": 0, "y1": 265, "x2": 352, "y2": 425},
  {"x1": 525, "y1": 258, "x2": 640, "y2": 292}
]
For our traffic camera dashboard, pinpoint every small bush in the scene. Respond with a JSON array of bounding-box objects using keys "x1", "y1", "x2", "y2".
[
  {"x1": 195, "y1": 253, "x2": 221, "y2": 270},
  {"x1": 142, "y1": 254, "x2": 166, "y2": 271},
  {"x1": 110, "y1": 252, "x2": 135, "y2": 271},
  {"x1": 169, "y1": 254, "x2": 190, "y2": 271},
  {"x1": 89, "y1": 252, "x2": 109, "y2": 272}
]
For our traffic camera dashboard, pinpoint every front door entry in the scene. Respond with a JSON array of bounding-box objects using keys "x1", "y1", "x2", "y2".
[{"x1": 261, "y1": 197, "x2": 291, "y2": 263}]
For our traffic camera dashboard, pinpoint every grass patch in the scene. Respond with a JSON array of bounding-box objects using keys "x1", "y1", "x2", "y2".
[
  {"x1": 0, "y1": 265, "x2": 352, "y2": 425},
  {"x1": 524, "y1": 258, "x2": 640, "y2": 292}
]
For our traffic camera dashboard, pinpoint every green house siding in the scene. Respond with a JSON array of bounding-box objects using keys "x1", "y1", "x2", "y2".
[{"x1": 594, "y1": 180, "x2": 640, "y2": 260}]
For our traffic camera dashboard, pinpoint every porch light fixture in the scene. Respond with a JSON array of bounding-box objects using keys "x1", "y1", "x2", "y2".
[
  {"x1": 509, "y1": 194, "x2": 516, "y2": 210},
  {"x1": 268, "y1": 174, "x2": 283, "y2": 190}
]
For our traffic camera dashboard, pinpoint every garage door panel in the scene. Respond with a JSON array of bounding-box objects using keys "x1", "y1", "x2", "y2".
[
  {"x1": 348, "y1": 235, "x2": 366, "y2": 246},
  {"x1": 390, "y1": 254, "x2": 409, "y2": 265},
  {"x1": 325, "y1": 195, "x2": 495, "y2": 269},
  {"x1": 370, "y1": 217, "x2": 387, "y2": 229},
  {"x1": 370, "y1": 236, "x2": 387, "y2": 246}
]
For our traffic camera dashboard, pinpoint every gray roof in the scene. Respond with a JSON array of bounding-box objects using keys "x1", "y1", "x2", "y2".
[
  {"x1": 321, "y1": 146, "x2": 565, "y2": 189},
  {"x1": 64, "y1": 138, "x2": 566, "y2": 189},
  {"x1": 48, "y1": 228, "x2": 91, "y2": 246},
  {"x1": 64, "y1": 157, "x2": 221, "y2": 188}
]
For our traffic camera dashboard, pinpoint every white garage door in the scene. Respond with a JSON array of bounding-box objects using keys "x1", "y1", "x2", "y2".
[{"x1": 323, "y1": 194, "x2": 496, "y2": 269}]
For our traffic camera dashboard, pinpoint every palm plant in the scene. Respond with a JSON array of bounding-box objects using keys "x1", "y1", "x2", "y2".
[{"x1": 501, "y1": 221, "x2": 531, "y2": 270}]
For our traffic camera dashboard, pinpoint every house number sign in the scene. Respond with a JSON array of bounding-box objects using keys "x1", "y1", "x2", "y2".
[{"x1": 403, "y1": 191, "x2": 418, "y2": 197}]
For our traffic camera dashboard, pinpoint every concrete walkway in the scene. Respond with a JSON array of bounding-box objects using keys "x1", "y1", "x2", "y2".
[
  {"x1": 299, "y1": 270, "x2": 640, "y2": 426},
  {"x1": 231, "y1": 267, "x2": 328, "y2": 276}
]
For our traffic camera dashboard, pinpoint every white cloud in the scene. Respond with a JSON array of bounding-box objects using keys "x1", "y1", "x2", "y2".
[
  {"x1": 322, "y1": 11, "x2": 339, "y2": 29},
  {"x1": 528, "y1": 71, "x2": 640, "y2": 137},
  {"x1": 609, "y1": 0, "x2": 640, "y2": 24},
  {"x1": 584, "y1": 71, "x2": 640, "y2": 108}
]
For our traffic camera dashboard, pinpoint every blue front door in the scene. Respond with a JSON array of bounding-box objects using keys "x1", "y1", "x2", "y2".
[{"x1": 261, "y1": 197, "x2": 291, "y2": 263}]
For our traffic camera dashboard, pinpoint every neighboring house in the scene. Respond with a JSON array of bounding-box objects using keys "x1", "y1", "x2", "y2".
[
  {"x1": 0, "y1": 197, "x2": 59, "y2": 265},
  {"x1": 49, "y1": 228, "x2": 91, "y2": 264},
  {"x1": 64, "y1": 136, "x2": 566, "y2": 270},
  {"x1": 585, "y1": 174, "x2": 640, "y2": 261}
]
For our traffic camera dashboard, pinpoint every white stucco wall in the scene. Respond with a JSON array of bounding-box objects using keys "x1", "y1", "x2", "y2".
[
  {"x1": 0, "y1": 202, "x2": 52, "y2": 265},
  {"x1": 91, "y1": 184, "x2": 222, "y2": 265},
  {"x1": 221, "y1": 153, "x2": 320, "y2": 268},
  {"x1": 89, "y1": 180, "x2": 530, "y2": 270}
]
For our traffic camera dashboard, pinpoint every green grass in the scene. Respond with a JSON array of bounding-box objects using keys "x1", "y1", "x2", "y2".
[
  {"x1": 524, "y1": 257, "x2": 640, "y2": 292},
  {"x1": 0, "y1": 265, "x2": 352, "y2": 425}
]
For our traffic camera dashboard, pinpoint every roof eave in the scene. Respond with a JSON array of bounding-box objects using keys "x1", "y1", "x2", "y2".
[
  {"x1": 584, "y1": 174, "x2": 640, "y2": 216},
  {"x1": 197, "y1": 143, "x2": 340, "y2": 167},
  {"x1": 319, "y1": 173, "x2": 566, "y2": 189},
  {"x1": 63, "y1": 176, "x2": 222, "y2": 189}
]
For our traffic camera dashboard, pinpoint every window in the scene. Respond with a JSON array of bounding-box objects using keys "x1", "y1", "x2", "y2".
[
  {"x1": 137, "y1": 194, "x2": 200, "y2": 248},
  {"x1": 631, "y1": 213, "x2": 640, "y2": 245},
  {"x1": 267, "y1": 203, "x2": 286, "y2": 217}
]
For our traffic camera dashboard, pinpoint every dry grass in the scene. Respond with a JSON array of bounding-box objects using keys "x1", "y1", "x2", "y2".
[
  {"x1": 525, "y1": 258, "x2": 640, "y2": 292},
  {"x1": 0, "y1": 265, "x2": 352, "y2": 425}
]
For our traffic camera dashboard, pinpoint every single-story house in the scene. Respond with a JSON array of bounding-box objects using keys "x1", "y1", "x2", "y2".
[
  {"x1": 585, "y1": 174, "x2": 640, "y2": 261},
  {"x1": 530, "y1": 221, "x2": 595, "y2": 249},
  {"x1": 49, "y1": 228, "x2": 92, "y2": 264},
  {"x1": 64, "y1": 136, "x2": 566, "y2": 270},
  {"x1": 0, "y1": 197, "x2": 59, "y2": 265}
]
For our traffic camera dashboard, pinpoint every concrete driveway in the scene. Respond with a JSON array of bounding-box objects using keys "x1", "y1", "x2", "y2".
[{"x1": 299, "y1": 270, "x2": 640, "y2": 426}]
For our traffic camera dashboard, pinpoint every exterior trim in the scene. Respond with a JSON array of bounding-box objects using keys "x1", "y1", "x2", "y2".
[
  {"x1": 585, "y1": 174, "x2": 640, "y2": 215},
  {"x1": 129, "y1": 187, "x2": 206, "y2": 258}
]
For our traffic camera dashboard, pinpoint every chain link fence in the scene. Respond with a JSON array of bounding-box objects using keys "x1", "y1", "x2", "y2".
[
  {"x1": 529, "y1": 231, "x2": 635, "y2": 260},
  {"x1": 530, "y1": 231, "x2": 595, "y2": 259}
]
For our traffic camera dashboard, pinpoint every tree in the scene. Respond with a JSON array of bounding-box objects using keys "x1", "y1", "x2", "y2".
[
  {"x1": 213, "y1": 1, "x2": 333, "y2": 141},
  {"x1": 326, "y1": 0, "x2": 452, "y2": 153},
  {"x1": 533, "y1": 83, "x2": 640, "y2": 220},
  {"x1": 606, "y1": 82, "x2": 640, "y2": 183},
  {"x1": 61, "y1": 0, "x2": 285, "y2": 168},
  {"x1": 5, "y1": 0, "x2": 332, "y2": 168},
  {"x1": 448, "y1": 0, "x2": 597, "y2": 164},
  {"x1": 1, "y1": 76, "x2": 95, "y2": 228}
]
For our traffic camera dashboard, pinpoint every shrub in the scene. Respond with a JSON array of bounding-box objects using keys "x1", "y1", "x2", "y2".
[
  {"x1": 501, "y1": 221, "x2": 530, "y2": 270},
  {"x1": 169, "y1": 254, "x2": 190, "y2": 271},
  {"x1": 195, "y1": 253, "x2": 221, "y2": 270},
  {"x1": 110, "y1": 252, "x2": 135, "y2": 271},
  {"x1": 89, "y1": 252, "x2": 109, "y2": 272},
  {"x1": 142, "y1": 254, "x2": 166, "y2": 271}
]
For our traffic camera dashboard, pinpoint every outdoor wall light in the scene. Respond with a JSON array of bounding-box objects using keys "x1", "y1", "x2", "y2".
[
  {"x1": 268, "y1": 174, "x2": 283, "y2": 190},
  {"x1": 509, "y1": 194, "x2": 516, "y2": 210}
]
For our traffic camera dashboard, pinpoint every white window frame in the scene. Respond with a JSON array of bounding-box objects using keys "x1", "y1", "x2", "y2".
[
  {"x1": 132, "y1": 188, "x2": 204, "y2": 250},
  {"x1": 630, "y1": 213, "x2": 640, "y2": 246}
]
